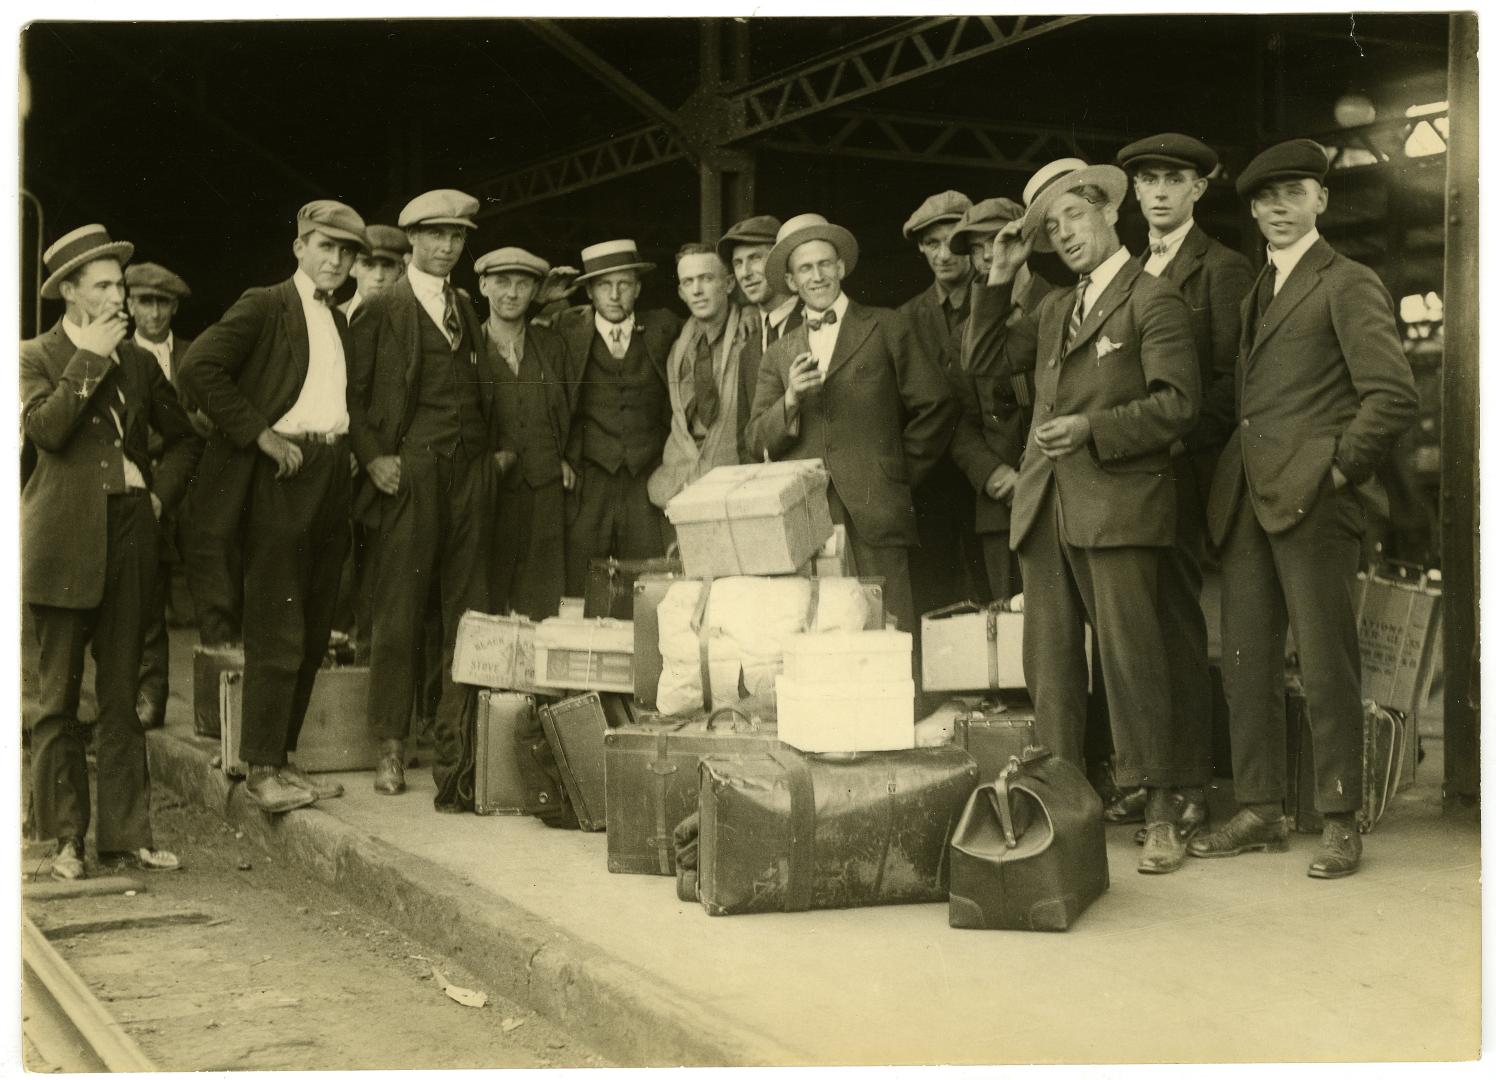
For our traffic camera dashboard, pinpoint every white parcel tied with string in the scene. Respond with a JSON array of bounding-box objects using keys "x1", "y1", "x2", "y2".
[
  {"x1": 533, "y1": 616, "x2": 634, "y2": 694},
  {"x1": 664, "y1": 460, "x2": 834, "y2": 579},
  {"x1": 777, "y1": 629, "x2": 916, "y2": 752}
]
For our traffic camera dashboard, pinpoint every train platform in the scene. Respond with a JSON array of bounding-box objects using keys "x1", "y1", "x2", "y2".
[{"x1": 135, "y1": 626, "x2": 1482, "y2": 1067}]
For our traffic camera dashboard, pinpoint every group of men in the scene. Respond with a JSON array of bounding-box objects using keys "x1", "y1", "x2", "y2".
[{"x1": 22, "y1": 131, "x2": 1416, "y2": 885}]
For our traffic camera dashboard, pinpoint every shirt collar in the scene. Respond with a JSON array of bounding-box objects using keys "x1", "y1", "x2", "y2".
[
  {"x1": 934, "y1": 274, "x2": 972, "y2": 310},
  {"x1": 405, "y1": 263, "x2": 448, "y2": 300},
  {"x1": 61, "y1": 316, "x2": 117, "y2": 360},
  {"x1": 1148, "y1": 218, "x2": 1194, "y2": 251},
  {"x1": 292, "y1": 269, "x2": 322, "y2": 304},
  {"x1": 134, "y1": 330, "x2": 173, "y2": 354},
  {"x1": 1082, "y1": 245, "x2": 1131, "y2": 298},
  {"x1": 764, "y1": 295, "x2": 798, "y2": 329},
  {"x1": 807, "y1": 290, "x2": 850, "y2": 326},
  {"x1": 1266, "y1": 227, "x2": 1321, "y2": 279},
  {"x1": 595, "y1": 310, "x2": 636, "y2": 337}
]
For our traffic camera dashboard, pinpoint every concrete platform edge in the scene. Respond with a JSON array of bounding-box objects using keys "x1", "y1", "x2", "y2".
[{"x1": 146, "y1": 729, "x2": 792, "y2": 1067}]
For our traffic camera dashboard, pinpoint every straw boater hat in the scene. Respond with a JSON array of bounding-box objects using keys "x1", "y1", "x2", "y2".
[
  {"x1": 1020, "y1": 158, "x2": 1128, "y2": 253},
  {"x1": 765, "y1": 213, "x2": 860, "y2": 285},
  {"x1": 573, "y1": 239, "x2": 655, "y2": 283},
  {"x1": 40, "y1": 224, "x2": 134, "y2": 300}
]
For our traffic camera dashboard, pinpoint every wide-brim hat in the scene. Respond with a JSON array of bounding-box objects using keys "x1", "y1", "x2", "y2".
[
  {"x1": 40, "y1": 224, "x2": 134, "y2": 300},
  {"x1": 766, "y1": 213, "x2": 860, "y2": 286},
  {"x1": 574, "y1": 239, "x2": 655, "y2": 284},
  {"x1": 948, "y1": 197, "x2": 1026, "y2": 255},
  {"x1": 1020, "y1": 160, "x2": 1128, "y2": 253}
]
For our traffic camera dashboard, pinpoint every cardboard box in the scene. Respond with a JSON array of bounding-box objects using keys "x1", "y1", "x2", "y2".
[
  {"x1": 781, "y1": 628, "x2": 912, "y2": 684},
  {"x1": 921, "y1": 602, "x2": 1026, "y2": 692},
  {"x1": 534, "y1": 617, "x2": 634, "y2": 694},
  {"x1": 1354, "y1": 565, "x2": 1442, "y2": 717},
  {"x1": 451, "y1": 611, "x2": 537, "y2": 691},
  {"x1": 776, "y1": 676, "x2": 915, "y2": 753},
  {"x1": 664, "y1": 460, "x2": 834, "y2": 578}
]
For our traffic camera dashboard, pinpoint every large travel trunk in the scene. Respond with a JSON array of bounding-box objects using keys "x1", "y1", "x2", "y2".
[
  {"x1": 193, "y1": 644, "x2": 244, "y2": 739},
  {"x1": 604, "y1": 707, "x2": 779, "y2": 875},
  {"x1": 219, "y1": 665, "x2": 378, "y2": 776},
  {"x1": 538, "y1": 692, "x2": 617, "y2": 831},
  {"x1": 475, "y1": 690, "x2": 543, "y2": 815},
  {"x1": 953, "y1": 698, "x2": 1039, "y2": 784},
  {"x1": 947, "y1": 747, "x2": 1109, "y2": 931},
  {"x1": 695, "y1": 745, "x2": 979, "y2": 916},
  {"x1": 583, "y1": 556, "x2": 683, "y2": 620}
]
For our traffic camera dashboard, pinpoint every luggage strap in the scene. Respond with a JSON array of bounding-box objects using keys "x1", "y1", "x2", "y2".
[
  {"x1": 770, "y1": 749, "x2": 817, "y2": 912},
  {"x1": 690, "y1": 579, "x2": 821, "y2": 711},
  {"x1": 650, "y1": 731, "x2": 678, "y2": 874}
]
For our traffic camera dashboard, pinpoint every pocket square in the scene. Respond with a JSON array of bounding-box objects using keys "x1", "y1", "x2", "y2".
[{"x1": 1096, "y1": 336, "x2": 1123, "y2": 358}]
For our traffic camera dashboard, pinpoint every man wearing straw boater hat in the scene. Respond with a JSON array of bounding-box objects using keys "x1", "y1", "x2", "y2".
[
  {"x1": 746, "y1": 213, "x2": 956, "y2": 639},
  {"x1": 347, "y1": 189, "x2": 504, "y2": 807},
  {"x1": 23, "y1": 224, "x2": 201, "y2": 879},
  {"x1": 179, "y1": 199, "x2": 367, "y2": 815},
  {"x1": 556, "y1": 239, "x2": 682, "y2": 593},
  {"x1": 979, "y1": 158, "x2": 1205, "y2": 874}
]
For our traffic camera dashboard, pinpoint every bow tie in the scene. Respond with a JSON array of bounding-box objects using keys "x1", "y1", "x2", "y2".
[
  {"x1": 1150, "y1": 242, "x2": 1170, "y2": 257},
  {"x1": 313, "y1": 288, "x2": 336, "y2": 306},
  {"x1": 807, "y1": 309, "x2": 838, "y2": 331}
]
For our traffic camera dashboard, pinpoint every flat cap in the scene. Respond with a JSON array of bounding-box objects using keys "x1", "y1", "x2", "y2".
[
  {"x1": 1117, "y1": 132, "x2": 1219, "y2": 176},
  {"x1": 399, "y1": 189, "x2": 480, "y2": 229},
  {"x1": 947, "y1": 197, "x2": 1026, "y2": 255},
  {"x1": 716, "y1": 214, "x2": 782, "y2": 264},
  {"x1": 363, "y1": 224, "x2": 411, "y2": 261},
  {"x1": 475, "y1": 246, "x2": 550, "y2": 279},
  {"x1": 296, "y1": 200, "x2": 368, "y2": 248},
  {"x1": 1235, "y1": 139, "x2": 1330, "y2": 198},
  {"x1": 902, "y1": 190, "x2": 972, "y2": 240},
  {"x1": 125, "y1": 261, "x2": 190, "y2": 300}
]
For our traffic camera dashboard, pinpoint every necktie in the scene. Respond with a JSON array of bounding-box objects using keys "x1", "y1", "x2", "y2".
[
  {"x1": 692, "y1": 336, "x2": 719, "y2": 430},
  {"x1": 807, "y1": 309, "x2": 837, "y2": 331},
  {"x1": 608, "y1": 325, "x2": 626, "y2": 359},
  {"x1": 441, "y1": 285, "x2": 463, "y2": 350},
  {"x1": 313, "y1": 288, "x2": 335, "y2": 306},
  {"x1": 1065, "y1": 275, "x2": 1089, "y2": 351},
  {"x1": 1249, "y1": 262, "x2": 1278, "y2": 347}
]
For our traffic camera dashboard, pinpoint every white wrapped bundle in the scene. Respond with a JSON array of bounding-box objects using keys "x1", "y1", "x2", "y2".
[{"x1": 655, "y1": 576, "x2": 872, "y2": 716}]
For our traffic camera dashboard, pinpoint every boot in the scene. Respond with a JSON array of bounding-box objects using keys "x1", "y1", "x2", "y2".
[
  {"x1": 1308, "y1": 817, "x2": 1362, "y2": 879},
  {"x1": 374, "y1": 739, "x2": 406, "y2": 795},
  {"x1": 280, "y1": 763, "x2": 344, "y2": 800}
]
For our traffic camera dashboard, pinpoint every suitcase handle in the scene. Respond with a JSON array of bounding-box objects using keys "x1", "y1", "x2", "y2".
[
  {"x1": 1370, "y1": 559, "x2": 1432, "y2": 588},
  {"x1": 705, "y1": 705, "x2": 762, "y2": 732},
  {"x1": 990, "y1": 758, "x2": 1024, "y2": 849}
]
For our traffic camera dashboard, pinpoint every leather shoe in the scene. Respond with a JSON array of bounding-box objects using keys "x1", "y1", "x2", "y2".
[
  {"x1": 1133, "y1": 791, "x2": 1210, "y2": 844},
  {"x1": 100, "y1": 847, "x2": 182, "y2": 872},
  {"x1": 1308, "y1": 818, "x2": 1362, "y2": 879},
  {"x1": 1138, "y1": 821, "x2": 1186, "y2": 874},
  {"x1": 1103, "y1": 786, "x2": 1147, "y2": 824},
  {"x1": 243, "y1": 765, "x2": 317, "y2": 814},
  {"x1": 374, "y1": 740, "x2": 405, "y2": 796},
  {"x1": 280, "y1": 763, "x2": 344, "y2": 800},
  {"x1": 1187, "y1": 807, "x2": 1289, "y2": 859},
  {"x1": 50, "y1": 837, "x2": 86, "y2": 881}
]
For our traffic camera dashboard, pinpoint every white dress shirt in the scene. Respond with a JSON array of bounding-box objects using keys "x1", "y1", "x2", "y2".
[
  {"x1": 1076, "y1": 244, "x2": 1132, "y2": 320},
  {"x1": 343, "y1": 291, "x2": 364, "y2": 323},
  {"x1": 406, "y1": 264, "x2": 458, "y2": 346},
  {"x1": 134, "y1": 330, "x2": 175, "y2": 382},
  {"x1": 805, "y1": 291, "x2": 850, "y2": 374},
  {"x1": 595, "y1": 311, "x2": 636, "y2": 358},
  {"x1": 272, "y1": 270, "x2": 349, "y2": 437},
  {"x1": 760, "y1": 295, "x2": 798, "y2": 349},
  {"x1": 1265, "y1": 227, "x2": 1321, "y2": 295},
  {"x1": 1143, "y1": 219, "x2": 1195, "y2": 276},
  {"x1": 62, "y1": 316, "x2": 147, "y2": 490}
]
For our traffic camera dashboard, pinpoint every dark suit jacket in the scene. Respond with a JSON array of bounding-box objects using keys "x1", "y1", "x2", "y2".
[
  {"x1": 736, "y1": 301, "x2": 803, "y2": 463},
  {"x1": 178, "y1": 277, "x2": 355, "y2": 541},
  {"x1": 897, "y1": 279, "x2": 972, "y2": 373},
  {"x1": 992, "y1": 256, "x2": 1200, "y2": 550},
  {"x1": 488, "y1": 321, "x2": 575, "y2": 490},
  {"x1": 1206, "y1": 237, "x2": 1417, "y2": 544},
  {"x1": 21, "y1": 321, "x2": 201, "y2": 608},
  {"x1": 746, "y1": 298, "x2": 957, "y2": 548},
  {"x1": 346, "y1": 275, "x2": 497, "y2": 521}
]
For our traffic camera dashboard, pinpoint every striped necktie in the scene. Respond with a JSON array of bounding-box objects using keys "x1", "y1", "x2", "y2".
[
  {"x1": 441, "y1": 285, "x2": 463, "y2": 350},
  {"x1": 1065, "y1": 275, "x2": 1090, "y2": 351}
]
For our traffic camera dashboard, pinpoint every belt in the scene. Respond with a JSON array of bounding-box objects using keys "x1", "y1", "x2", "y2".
[{"x1": 281, "y1": 431, "x2": 347, "y2": 447}]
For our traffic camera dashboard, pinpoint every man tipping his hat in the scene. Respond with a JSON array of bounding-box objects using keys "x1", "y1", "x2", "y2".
[
  {"x1": 179, "y1": 199, "x2": 367, "y2": 815},
  {"x1": 1110, "y1": 132, "x2": 1255, "y2": 841},
  {"x1": 477, "y1": 245, "x2": 574, "y2": 621},
  {"x1": 717, "y1": 214, "x2": 801, "y2": 460},
  {"x1": 745, "y1": 213, "x2": 956, "y2": 639},
  {"x1": 348, "y1": 189, "x2": 505, "y2": 807},
  {"x1": 124, "y1": 262, "x2": 199, "y2": 733},
  {"x1": 343, "y1": 224, "x2": 410, "y2": 323},
  {"x1": 1188, "y1": 140, "x2": 1416, "y2": 879},
  {"x1": 981, "y1": 159, "x2": 1204, "y2": 874},
  {"x1": 23, "y1": 225, "x2": 201, "y2": 879},
  {"x1": 554, "y1": 240, "x2": 682, "y2": 594}
]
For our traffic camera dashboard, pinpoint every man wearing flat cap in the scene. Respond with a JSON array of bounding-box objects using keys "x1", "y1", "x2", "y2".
[
  {"x1": 23, "y1": 225, "x2": 201, "y2": 878},
  {"x1": 125, "y1": 262, "x2": 199, "y2": 731},
  {"x1": 747, "y1": 213, "x2": 956, "y2": 638},
  {"x1": 717, "y1": 214, "x2": 801, "y2": 461},
  {"x1": 343, "y1": 224, "x2": 410, "y2": 323},
  {"x1": 983, "y1": 159, "x2": 1204, "y2": 874},
  {"x1": 1188, "y1": 139, "x2": 1416, "y2": 879},
  {"x1": 556, "y1": 239, "x2": 682, "y2": 594},
  {"x1": 348, "y1": 188, "x2": 504, "y2": 807},
  {"x1": 179, "y1": 199, "x2": 366, "y2": 815},
  {"x1": 1112, "y1": 132, "x2": 1255, "y2": 837},
  {"x1": 478, "y1": 244, "x2": 575, "y2": 621}
]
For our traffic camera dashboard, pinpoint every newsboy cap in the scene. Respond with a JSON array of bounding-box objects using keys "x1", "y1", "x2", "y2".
[
  {"x1": 1116, "y1": 132, "x2": 1219, "y2": 176},
  {"x1": 475, "y1": 246, "x2": 550, "y2": 279},
  {"x1": 902, "y1": 190, "x2": 972, "y2": 240},
  {"x1": 715, "y1": 214, "x2": 782, "y2": 264},
  {"x1": 295, "y1": 200, "x2": 368, "y2": 247},
  {"x1": 40, "y1": 224, "x2": 134, "y2": 300},
  {"x1": 363, "y1": 224, "x2": 411, "y2": 261},
  {"x1": 399, "y1": 189, "x2": 480, "y2": 229},
  {"x1": 1235, "y1": 139, "x2": 1330, "y2": 198},
  {"x1": 125, "y1": 262, "x2": 191, "y2": 300},
  {"x1": 947, "y1": 197, "x2": 1026, "y2": 255}
]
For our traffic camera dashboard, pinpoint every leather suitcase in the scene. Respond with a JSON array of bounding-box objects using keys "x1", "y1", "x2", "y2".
[
  {"x1": 539, "y1": 692, "x2": 619, "y2": 832},
  {"x1": 584, "y1": 556, "x2": 683, "y2": 620},
  {"x1": 475, "y1": 690, "x2": 540, "y2": 815},
  {"x1": 696, "y1": 745, "x2": 979, "y2": 916},
  {"x1": 604, "y1": 707, "x2": 778, "y2": 875},
  {"x1": 1286, "y1": 684, "x2": 1408, "y2": 835},
  {"x1": 953, "y1": 699, "x2": 1038, "y2": 783},
  {"x1": 193, "y1": 644, "x2": 244, "y2": 739},
  {"x1": 947, "y1": 746, "x2": 1109, "y2": 931},
  {"x1": 220, "y1": 665, "x2": 380, "y2": 776}
]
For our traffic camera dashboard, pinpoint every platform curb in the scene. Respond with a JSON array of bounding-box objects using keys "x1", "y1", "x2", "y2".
[{"x1": 146, "y1": 728, "x2": 789, "y2": 1066}]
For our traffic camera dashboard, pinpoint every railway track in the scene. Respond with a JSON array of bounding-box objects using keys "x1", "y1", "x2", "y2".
[{"x1": 21, "y1": 913, "x2": 157, "y2": 1072}]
